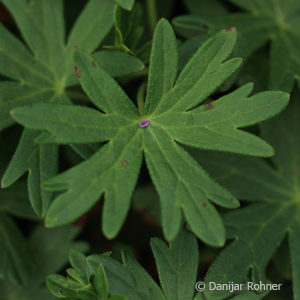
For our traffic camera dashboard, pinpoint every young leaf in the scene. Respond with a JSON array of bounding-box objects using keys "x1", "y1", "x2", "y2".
[
  {"x1": 194, "y1": 92, "x2": 300, "y2": 299},
  {"x1": 12, "y1": 21, "x2": 289, "y2": 246},
  {"x1": 174, "y1": 0, "x2": 300, "y2": 92}
]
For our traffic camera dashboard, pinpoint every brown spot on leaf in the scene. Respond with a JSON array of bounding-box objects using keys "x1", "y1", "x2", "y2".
[
  {"x1": 74, "y1": 65, "x2": 80, "y2": 78},
  {"x1": 202, "y1": 202, "x2": 207, "y2": 207},
  {"x1": 29, "y1": 104, "x2": 33, "y2": 108},
  {"x1": 205, "y1": 102, "x2": 214, "y2": 110},
  {"x1": 225, "y1": 26, "x2": 236, "y2": 31},
  {"x1": 122, "y1": 160, "x2": 128, "y2": 167},
  {"x1": 74, "y1": 45, "x2": 79, "y2": 50},
  {"x1": 91, "y1": 60, "x2": 97, "y2": 69}
]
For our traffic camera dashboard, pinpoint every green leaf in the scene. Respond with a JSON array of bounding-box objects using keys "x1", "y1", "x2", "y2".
[
  {"x1": 154, "y1": 28, "x2": 241, "y2": 113},
  {"x1": 0, "y1": 214, "x2": 32, "y2": 285},
  {"x1": 29, "y1": 226, "x2": 89, "y2": 284},
  {"x1": 115, "y1": 0, "x2": 135, "y2": 11},
  {"x1": 174, "y1": 0, "x2": 300, "y2": 92},
  {"x1": 11, "y1": 104, "x2": 124, "y2": 144},
  {"x1": 0, "y1": 0, "x2": 115, "y2": 218},
  {"x1": 110, "y1": 295, "x2": 128, "y2": 300},
  {"x1": 0, "y1": 82, "x2": 54, "y2": 131},
  {"x1": 67, "y1": 0, "x2": 114, "y2": 53},
  {"x1": 73, "y1": 49, "x2": 138, "y2": 117},
  {"x1": 151, "y1": 229, "x2": 198, "y2": 300},
  {"x1": 105, "y1": 3, "x2": 145, "y2": 56},
  {"x1": 44, "y1": 126, "x2": 143, "y2": 238},
  {"x1": 193, "y1": 92, "x2": 300, "y2": 299},
  {"x1": 87, "y1": 252, "x2": 165, "y2": 300},
  {"x1": 0, "y1": 181, "x2": 37, "y2": 220},
  {"x1": 94, "y1": 264, "x2": 109, "y2": 299},
  {"x1": 46, "y1": 274, "x2": 81, "y2": 298},
  {"x1": 14, "y1": 21, "x2": 289, "y2": 245},
  {"x1": 93, "y1": 51, "x2": 145, "y2": 77},
  {"x1": 1, "y1": 129, "x2": 58, "y2": 217},
  {"x1": 0, "y1": 224, "x2": 87, "y2": 299},
  {"x1": 184, "y1": 0, "x2": 228, "y2": 15},
  {"x1": 144, "y1": 18, "x2": 177, "y2": 115}
]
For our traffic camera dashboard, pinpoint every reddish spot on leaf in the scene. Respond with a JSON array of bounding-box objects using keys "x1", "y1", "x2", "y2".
[
  {"x1": 74, "y1": 65, "x2": 81, "y2": 78},
  {"x1": 205, "y1": 102, "x2": 214, "y2": 110},
  {"x1": 53, "y1": 135, "x2": 57, "y2": 139},
  {"x1": 91, "y1": 60, "x2": 97, "y2": 69},
  {"x1": 122, "y1": 160, "x2": 128, "y2": 167},
  {"x1": 74, "y1": 45, "x2": 79, "y2": 50},
  {"x1": 225, "y1": 26, "x2": 236, "y2": 31},
  {"x1": 29, "y1": 104, "x2": 33, "y2": 108},
  {"x1": 202, "y1": 202, "x2": 207, "y2": 207}
]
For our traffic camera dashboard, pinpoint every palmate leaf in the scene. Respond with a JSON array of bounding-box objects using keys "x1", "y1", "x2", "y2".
[
  {"x1": 0, "y1": 0, "x2": 144, "y2": 217},
  {"x1": 12, "y1": 20, "x2": 288, "y2": 246},
  {"x1": 193, "y1": 92, "x2": 300, "y2": 299},
  {"x1": 173, "y1": 0, "x2": 300, "y2": 92}
]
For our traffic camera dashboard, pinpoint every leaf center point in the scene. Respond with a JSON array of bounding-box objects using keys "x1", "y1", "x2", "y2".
[{"x1": 138, "y1": 119, "x2": 151, "y2": 128}]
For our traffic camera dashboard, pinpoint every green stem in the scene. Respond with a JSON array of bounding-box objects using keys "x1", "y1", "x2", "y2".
[
  {"x1": 137, "y1": 82, "x2": 147, "y2": 116},
  {"x1": 146, "y1": 0, "x2": 158, "y2": 35}
]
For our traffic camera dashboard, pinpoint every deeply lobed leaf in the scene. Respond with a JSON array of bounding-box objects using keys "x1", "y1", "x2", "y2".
[{"x1": 12, "y1": 20, "x2": 289, "y2": 246}]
